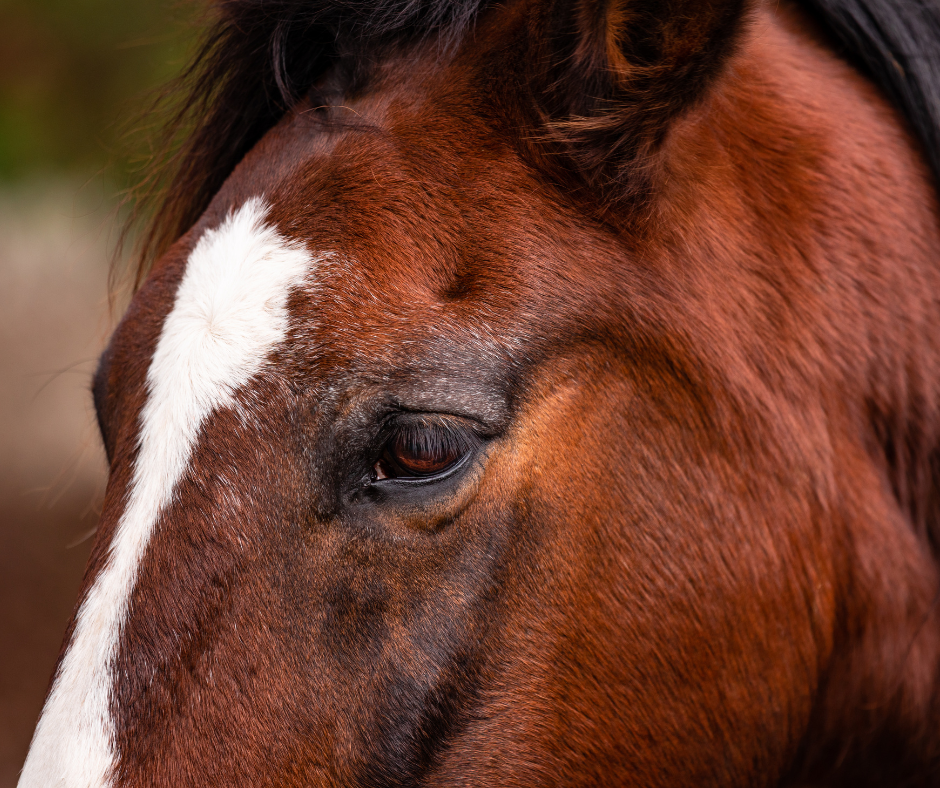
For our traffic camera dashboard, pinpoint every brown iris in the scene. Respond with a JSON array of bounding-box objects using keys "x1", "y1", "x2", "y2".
[{"x1": 375, "y1": 421, "x2": 469, "y2": 480}]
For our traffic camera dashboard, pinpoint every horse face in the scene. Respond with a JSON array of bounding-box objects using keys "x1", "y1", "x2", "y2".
[
  {"x1": 55, "y1": 57, "x2": 816, "y2": 786},
  {"x1": 23, "y1": 0, "x2": 940, "y2": 785}
]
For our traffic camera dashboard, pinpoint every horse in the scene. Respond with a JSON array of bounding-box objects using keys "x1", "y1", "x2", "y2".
[{"x1": 18, "y1": 0, "x2": 940, "y2": 784}]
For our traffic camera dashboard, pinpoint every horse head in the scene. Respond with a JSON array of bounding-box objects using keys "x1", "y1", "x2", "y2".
[{"x1": 21, "y1": 0, "x2": 940, "y2": 785}]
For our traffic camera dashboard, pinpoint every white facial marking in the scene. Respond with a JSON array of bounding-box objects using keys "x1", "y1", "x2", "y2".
[{"x1": 19, "y1": 198, "x2": 313, "y2": 788}]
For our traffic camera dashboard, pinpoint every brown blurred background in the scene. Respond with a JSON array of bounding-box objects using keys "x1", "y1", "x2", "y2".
[{"x1": 0, "y1": 3, "x2": 194, "y2": 783}]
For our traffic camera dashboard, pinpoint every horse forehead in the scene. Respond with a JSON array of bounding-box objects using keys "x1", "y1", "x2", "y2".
[
  {"x1": 120, "y1": 191, "x2": 493, "y2": 413},
  {"x1": 17, "y1": 198, "x2": 318, "y2": 788}
]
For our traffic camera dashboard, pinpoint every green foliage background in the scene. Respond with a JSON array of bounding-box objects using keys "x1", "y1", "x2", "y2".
[{"x1": 0, "y1": 0, "x2": 197, "y2": 184}]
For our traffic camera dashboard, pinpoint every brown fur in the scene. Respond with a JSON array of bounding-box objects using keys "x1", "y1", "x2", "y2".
[{"x1": 57, "y1": 0, "x2": 940, "y2": 784}]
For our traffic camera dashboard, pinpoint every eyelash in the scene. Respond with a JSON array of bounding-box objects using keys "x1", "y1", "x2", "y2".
[{"x1": 374, "y1": 418, "x2": 480, "y2": 481}]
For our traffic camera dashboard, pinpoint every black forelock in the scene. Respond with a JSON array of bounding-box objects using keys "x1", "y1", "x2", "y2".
[{"x1": 217, "y1": 0, "x2": 488, "y2": 101}]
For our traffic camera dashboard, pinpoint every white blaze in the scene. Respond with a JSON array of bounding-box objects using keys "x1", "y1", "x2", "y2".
[{"x1": 19, "y1": 198, "x2": 313, "y2": 788}]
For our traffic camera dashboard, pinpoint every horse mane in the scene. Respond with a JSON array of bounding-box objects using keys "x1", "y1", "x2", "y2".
[{"x1": 132, "y1": 0, "x2": 940, "y2": 281}]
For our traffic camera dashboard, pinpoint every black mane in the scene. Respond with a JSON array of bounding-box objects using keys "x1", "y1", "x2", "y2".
[{"x1": 135, "y1": 0, "x2": 940, "y2": 274}]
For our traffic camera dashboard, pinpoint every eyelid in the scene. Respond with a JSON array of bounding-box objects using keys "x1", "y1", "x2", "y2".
[
  {"x1": 382, "y1": 412, "x2": 484, "y2": 445},
  {"x1": 375, "y1": 415, "x2": 483, "y2": 481},
  {"x1": 375, "y1": 448, "x2": 475, "y2": 487}
]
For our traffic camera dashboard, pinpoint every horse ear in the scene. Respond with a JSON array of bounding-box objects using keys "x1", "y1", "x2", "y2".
[{"x1": 520, "y1": 0, "x2": 750, "y2": 204}]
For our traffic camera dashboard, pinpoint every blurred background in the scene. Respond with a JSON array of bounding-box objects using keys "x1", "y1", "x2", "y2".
[{"x1": 0, "y1": 2, "x2": 195, "y2": 783}]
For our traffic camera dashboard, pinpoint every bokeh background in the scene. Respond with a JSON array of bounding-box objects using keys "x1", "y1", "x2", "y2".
[{"x1": 0, "y1": 2, "x2": 195, "y2": 782}]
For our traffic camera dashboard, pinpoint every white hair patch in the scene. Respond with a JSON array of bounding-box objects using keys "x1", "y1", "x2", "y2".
[{"x1": 19, "y1": 198, "x2": 314, "y2": 788}]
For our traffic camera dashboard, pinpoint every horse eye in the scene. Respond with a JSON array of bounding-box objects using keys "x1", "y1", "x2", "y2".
[{"x1": 374, "y1": 423, "x2": 468, "y2": 480}]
